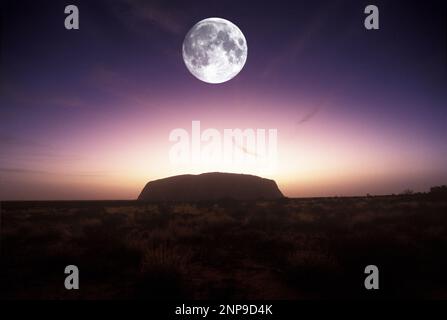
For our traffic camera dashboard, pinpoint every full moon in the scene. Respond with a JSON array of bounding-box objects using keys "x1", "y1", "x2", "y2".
[{"x1": 182, "y1": 18, "x2": 248, "y2": 84}]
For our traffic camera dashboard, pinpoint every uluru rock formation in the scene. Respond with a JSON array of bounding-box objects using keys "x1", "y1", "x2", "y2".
[{"x1": 138, "y1": 172, "x2": 284, "y2": 201}]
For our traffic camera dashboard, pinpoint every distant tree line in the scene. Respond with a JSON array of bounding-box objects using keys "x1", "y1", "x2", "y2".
[
  {"x1": 430, "y1": 185, "x2": 447, "y2": 195},
  {"x1": 375, "y1": 185, "x2": 447, "y2": 200}
]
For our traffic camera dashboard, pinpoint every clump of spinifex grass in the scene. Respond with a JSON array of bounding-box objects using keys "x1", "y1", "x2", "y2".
[{"x1": 135, "y1": 242, "x2": 193, "y2": 299}]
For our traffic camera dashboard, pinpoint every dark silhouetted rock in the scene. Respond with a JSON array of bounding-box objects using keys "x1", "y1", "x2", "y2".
[{"x1": 138, "y1": 172, "x2": 284, "y2": 201}]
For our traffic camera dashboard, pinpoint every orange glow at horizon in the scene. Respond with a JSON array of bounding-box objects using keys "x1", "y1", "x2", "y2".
[{"x1": 1, "y1": 94, "x2": 446, "y2": 200}]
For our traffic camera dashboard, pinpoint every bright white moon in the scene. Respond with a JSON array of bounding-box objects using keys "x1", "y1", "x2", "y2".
[{"x1": 182, "y1": 18, "x2": 248, "y2": 84}]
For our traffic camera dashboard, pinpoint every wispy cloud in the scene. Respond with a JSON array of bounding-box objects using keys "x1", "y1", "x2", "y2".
[
  {"x1": 0, "y1": 134, "x2": 47, "y2": 149},
  {"x1": 0, "y1": 167, "x2": 49, "y2": 175},
  {"x1": 1, "y1": 83, "x2": 88, "y2": 109},
  {"x1": 262, "y1": 1, "x2": 343, "y2": 79},
  {"x1": 0, "y1": 167, "x2": 109, "y2": 177},
  {"x1": 296, "y1": 106, "x2": 322, "y2": 125},
  {"x1": 112, "y1": 0, "x2": 186, "y2": 36},
  {"x1": 0, "y1": 135, "x2": 108, "y2": 179},
  {"x1": 87, "y1": 65, "x2": 153, "y2": 107},
  {"x1": 294, "y1": 90, "x2": 340, "y2": 128},
  {"x1": 0, "y1": 134, "x2": 82, "y2": 164}
]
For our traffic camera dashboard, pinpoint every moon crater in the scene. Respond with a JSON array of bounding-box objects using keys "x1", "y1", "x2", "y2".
[{"x1": 182, "y1": 18, "x2": 248, "y2": 84}]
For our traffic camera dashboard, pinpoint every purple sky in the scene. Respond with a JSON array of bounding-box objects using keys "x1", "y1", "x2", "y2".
[{"x1": 1, "y1": 0, "x2": 446, "y2": 200}]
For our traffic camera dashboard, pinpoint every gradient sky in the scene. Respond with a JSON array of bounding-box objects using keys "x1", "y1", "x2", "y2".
[{"x1": 1, "y1": 0, "x2": 446, "y2": 200}]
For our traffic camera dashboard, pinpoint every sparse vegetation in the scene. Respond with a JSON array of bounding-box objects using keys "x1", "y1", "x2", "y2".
[{"x1": 1, "y1": 195, "x2": 447, "y2": 299}]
